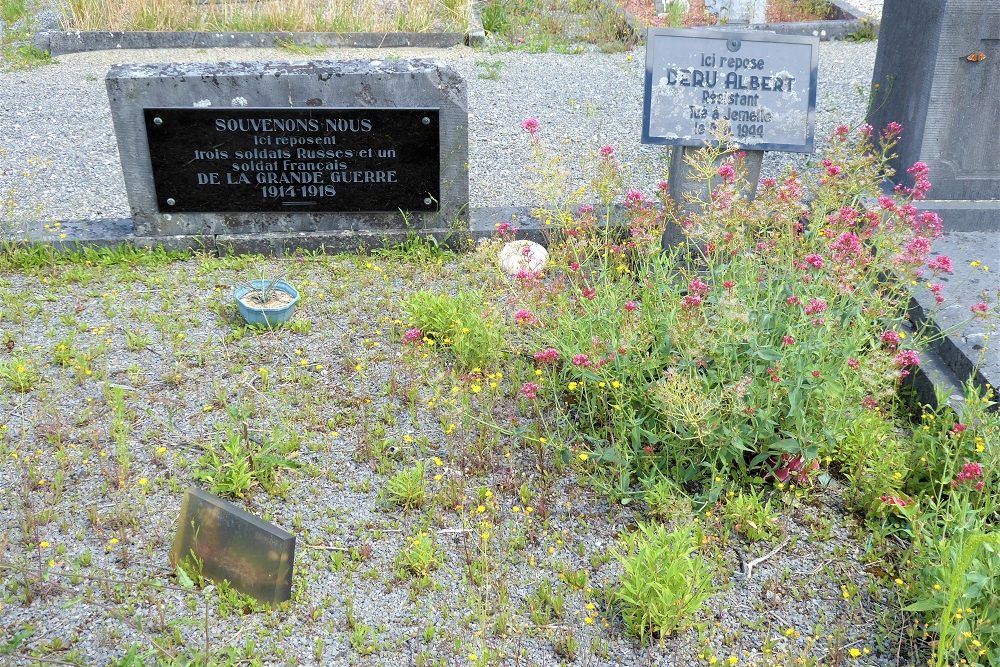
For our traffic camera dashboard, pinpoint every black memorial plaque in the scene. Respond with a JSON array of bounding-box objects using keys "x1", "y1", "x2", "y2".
[{"x1": 144, "y1": 108, "x2": 440, "y2": 213}]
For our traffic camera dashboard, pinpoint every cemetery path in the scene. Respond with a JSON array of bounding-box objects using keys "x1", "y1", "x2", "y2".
[{"x1": 1, "y1": 40, "x2": 877, "y2": 223}]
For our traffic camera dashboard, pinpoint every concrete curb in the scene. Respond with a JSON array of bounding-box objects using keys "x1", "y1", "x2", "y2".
[{"x1": 33, "y1": 30, "x2": 470, "y2": 56}]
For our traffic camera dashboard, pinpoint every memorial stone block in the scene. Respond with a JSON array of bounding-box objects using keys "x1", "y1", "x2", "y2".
[
  {"x1": 868, "y1": 0, "x2": 1000, "y2": 231},
  {"x1": 106, "y1": 60, "x2": 468, "y2": 242}
]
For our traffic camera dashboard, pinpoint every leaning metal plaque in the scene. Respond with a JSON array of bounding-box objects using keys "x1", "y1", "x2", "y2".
[
  {"x1": 144, "y1": 108, "x2": 440, "y2": 213},
  {"x1": 170, "y1": 487, "x2": 295, "y2": 604},
  {"x1": 642, "y1": 29, "x2": 818, "y2": 152}
]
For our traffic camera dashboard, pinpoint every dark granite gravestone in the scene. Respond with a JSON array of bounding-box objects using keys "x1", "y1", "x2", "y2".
[
  {"x1": 868, "y1": 0, "x2": 1000, "y2": 231},
  {"x1": 106, "y1": 60, "x2": 468, "y2": 252},
  {"x1": 170, "y1": 487, "x2": 295, "y2": 604}
]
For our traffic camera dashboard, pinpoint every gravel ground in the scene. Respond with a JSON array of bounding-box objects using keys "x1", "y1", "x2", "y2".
[
  {"x1": 0, "y1": 38, "x2": 877, "y2": 224},
  {"x1": 0, "y1": 250, "x2": 906, "y2": 666}
]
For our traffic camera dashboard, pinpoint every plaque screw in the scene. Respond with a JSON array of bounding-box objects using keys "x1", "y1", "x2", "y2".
[
  {"x1": 423, "y1": 197, "x2": 433, "y2": 206},
  {"x1": 166, "y1": 198, "x2": 176, "y2": 206},
  {"x1": 153, "y1": 117, "x2": 164, "y2": 126},
  {"x1": 421, "y1": 117, "x2": 431, "y2": 125}
]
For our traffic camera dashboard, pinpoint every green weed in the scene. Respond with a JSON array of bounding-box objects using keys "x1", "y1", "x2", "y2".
[{"x1": 613, "y1": 524, "x2": 713, "y2": 642}]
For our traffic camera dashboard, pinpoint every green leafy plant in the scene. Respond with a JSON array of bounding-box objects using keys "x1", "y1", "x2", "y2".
[
  {"x1": 0, "y1": 355, "x2": 41, "y2": 392},
  {"x1": 402, "y1": 290, "x2": 506, "y2": 370},
  {"x1": 613, "y1": 524, "x2": 713, "y2": 642},
  {"x1": 642, "y1": 476, "x2": 693, "y2": 524},
  {"x1": 395, "y1": 531, "x2": 440, "y2": 577},
  {"x1": 194, "y1": 424, "x2": 300, "y2": 498},
  {"x1": 890, "y1": 382, "x2": 1000, "y2": 666},
  {"x1": 722, "y1": 489, "x2": 780, "y2": 542},
  {"x1": 527, "y1": 580, "x2": 564, "y2": 625},
  {"x1": 479, "y1": 0, "x2": 509, "y2": 35},
  {"x1": 385, "y1": 462, "x2": 426, "y2": 509}
]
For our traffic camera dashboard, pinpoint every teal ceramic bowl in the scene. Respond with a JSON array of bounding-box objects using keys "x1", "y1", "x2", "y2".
[{"x1": 234, "y1": 279, "x2": 299, "y2": 327}]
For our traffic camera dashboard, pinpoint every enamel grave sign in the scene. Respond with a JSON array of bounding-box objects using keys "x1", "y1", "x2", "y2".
[{"x1": 642, "y1": 28, "x2": 819, "y2": 152}]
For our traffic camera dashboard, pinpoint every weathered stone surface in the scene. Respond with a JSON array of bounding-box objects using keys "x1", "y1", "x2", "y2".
[
  {"x1": 909, "y1": 231, "x2": 1000, "y2": 397},
  {"x1": 106, "y1": 59, "x2": 469, "y2": 238},
  {"x1": 498, "y1": 240, "x2": 548, "y2": 275},
  {"x1": 868, "y1": 0, "x2": 1000, "y2": 226}
]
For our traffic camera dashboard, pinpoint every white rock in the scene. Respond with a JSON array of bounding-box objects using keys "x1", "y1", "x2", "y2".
[{"x1": 498, "y1": 240, "x2": 548, "y2": 275}]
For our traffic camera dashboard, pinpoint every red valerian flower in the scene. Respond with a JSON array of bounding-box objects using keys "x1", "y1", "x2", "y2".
[
  {"x1": 521, "y1": 117, "x2": 540, "y2": 135},
  {"x1": 688, "y1": 278, "x2": 710, "y2": 295},
  {"x1": 881, "y1": 330, "x2": 901, "y2": 349},
  {"x1": 520, "y1": 382, "x2": 540, "y2": 399},
  {"x1": 681, "y1": 294, "x2": 703, "y2": 309},
  {"x1": 971, "y1": 301, "x2": 989, "y2": 316},
  {"x1": 514, "y1": 309, "x2": 536, "y2": 325},
  {"x1": 598, "y1": 144, "x2": 615, "y2": 159},
  {"x1": 624, "y1": 301, "x2": 638, "y2": 312},
  {"x1": 894, "y1": 349, "x2": 921, "y2": 367},
  {"x1": 533, "y1": 347, "x2": 560, "y2": 365},
  {"x1": 953, "y1": 462, "x2": 984, "y2": 488},
  {"x1": 402, "y1": 328, "x2": 423, "y2": 344},
  {"x1": 717, "y1": 163, "x2": 736, "y2": 183},
  {"x1": 927, "y1": 255, "x2": 953, "y2": 274},
  {"x1": 572, "y1": 354, "x2": 591, "y2": 367},
  {"x1": 804, "y1": 298, "x2": 827, "y2": 315}
]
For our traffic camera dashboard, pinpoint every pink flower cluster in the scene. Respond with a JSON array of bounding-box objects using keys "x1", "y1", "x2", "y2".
[
  {"x1": 929, "y1": 282, "x2": 945, "y2": 305},
  {"x1": 927, "y1": 254, "x2": 953, "y2": 274},
  {"x1": 894, "y1": 349, "x2": 920, "y2": 367},
  {"x1": 804, "y1": 298, "x2": 827, "y2": 316},
  {"x1": 830, "y1": 232, "x2": 864, "y2": 264},
  {"x1": 897, "y1": 161, "x2": 932, "y2": 200},
  {"x1": 496, "y1": 221, "x2": 519, "y2": 238},
  {"x1": 533, "y1": 347, "x2": 560, "y2": 365},
  {"x1": 625, "y1": 189, "x2": 649, "y2": 209},
  {"x1": 681, "y1": 294, "x2": 703, "y2": 310},
  {"x1": 402, "y1": 328, "x2": 423, "y2": 344},
  {"x1": 572, "y1": 354, "x2": 591, "y2": 367},
  {"x1": 521, "y1": 117, "x2": 540, "y2": 135},
  {"x1": 521, "y1": 382, "x2": 540, "y2": 399},
  {"x1": 624, "y1": 301, "x2": 639, "y2": 312},
  {"x1": 803, "y1": 254, "x2": 825, "y2": 269},
  {"x1": 953, "y1": 462, "x2": 984, "y2": 491},
  {"x1": 514, "y1": 309, "x2": 537, "y2": 326},
  {"x1": 882, "y1": 121, "x2": 903, "y2": 140},
  {"x1": 717, "y1": 163, "x2": 736, "y2": 183},
  {"x1": 599, "y1": 144, "x2": 615, "y2": 159},
  {"x1": 881, "y1": 330, "x2": 901, "y2": 349}
]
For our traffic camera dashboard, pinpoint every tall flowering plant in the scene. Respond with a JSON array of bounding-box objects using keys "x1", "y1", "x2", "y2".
[{"x1": 497, "y1": 120, "x2": 979, "y2": 486}]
